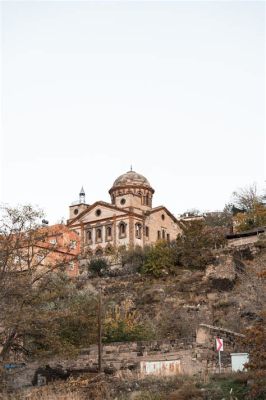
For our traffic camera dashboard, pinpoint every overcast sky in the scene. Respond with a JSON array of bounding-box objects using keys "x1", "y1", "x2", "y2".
[{"x1": 1, "y1": 1, "x2": 265, "y2": 223}]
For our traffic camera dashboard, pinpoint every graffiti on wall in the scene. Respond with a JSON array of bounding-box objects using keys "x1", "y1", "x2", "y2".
[{"x1": 140, "y1": 359, "x2": 181, "y2": 377}]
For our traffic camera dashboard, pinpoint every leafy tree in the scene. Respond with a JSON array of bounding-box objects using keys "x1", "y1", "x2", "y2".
[
  {"x1": 0, "y1": 205, "x2": 97, "y2": 360},
  {"x1": 234, "y1": 203, "x2": 266, "y2": 232},
  {"x1": 173, "y1": 220, "x2": 225, "y2": 269},
  {"x1": 241, "y1": 315, "x2": 266, "y2": 399},
  {"x1": 141, "y1": 240, "x2": 175, "y2": 277},
  {"x1": 139, "y1": 221, "x2": 226, "y2": 275},
  {"x1": 232, "y1": 184, "x2": 266, "y2": 232},
  {"x1": 88, "y1": 257, "x2": 108, "y2": 276},
  {"x1": 232, "y1": 184, "x2": 259, "y2": 212},
  {"x1": 121, "y1": 245, "x2": 145, "y2": 269}
]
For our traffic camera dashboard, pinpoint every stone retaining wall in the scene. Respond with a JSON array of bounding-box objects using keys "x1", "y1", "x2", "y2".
[{"x1": 5, "y1": 338, "x2": 233, "y2": 389}]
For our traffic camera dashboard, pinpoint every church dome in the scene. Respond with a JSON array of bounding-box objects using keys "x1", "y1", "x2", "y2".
[{"x1": 112, "y1": 170, "x2": 152, "y2": 189}]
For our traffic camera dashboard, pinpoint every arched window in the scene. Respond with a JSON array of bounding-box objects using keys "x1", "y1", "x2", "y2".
[
  {"x1": 119, "y1": 222, "x2": 126, "y2": 238},
  {"x1": 87, "y1": 230, "x2": 92, "y2": 242},
  {"x1": 135, "y1": 223, "x2": 142, "y2": 239},
  {"x1": 106, "y1": 225, "x2": 112, "y2": 241},
  {"x1": 96, "y1": 228, "x2": 102, "y2": 242}
]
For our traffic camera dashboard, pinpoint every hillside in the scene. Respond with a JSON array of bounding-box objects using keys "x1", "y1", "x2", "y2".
[
  {"x1": 83, "y1": 243, "x2": 265, "y2": 342},
  {"x1": 3, "y1": 241, "x2": 266, "y2": 400}
]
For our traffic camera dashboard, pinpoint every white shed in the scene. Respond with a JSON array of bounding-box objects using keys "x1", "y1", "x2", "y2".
[{"x1": 231, "y1": 353, "x2": 249, "y2": 372}]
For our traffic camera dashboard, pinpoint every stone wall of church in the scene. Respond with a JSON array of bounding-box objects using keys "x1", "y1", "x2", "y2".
[
  {"x1": 112, "y1": 189, "x2": 153, "y2": 213},
  {"x1": 69, "y1": 204, "x2": 89, "y2": 220},
  {"x1": 81, "y1": 216, "x2": 133, "y2": 253},
  {"x1": 145, "y1": 210, "x2": 182, "y2": 245},
  {"x1": 72, "y1": 211, "x2": 181, "y2": 256}
]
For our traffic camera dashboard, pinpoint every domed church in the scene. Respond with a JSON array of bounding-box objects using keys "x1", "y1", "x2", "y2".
[{"x1": 67, "y1": 170, "x2": 182, "y2": 256}]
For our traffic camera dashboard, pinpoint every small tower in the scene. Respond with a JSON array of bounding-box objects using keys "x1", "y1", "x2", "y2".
[
  {"x1": 68, "y1": 186, "x2": 89, "y2": 221},
  {"x1": 79, "y1": 186, "x2": 86, "y2": 204}
]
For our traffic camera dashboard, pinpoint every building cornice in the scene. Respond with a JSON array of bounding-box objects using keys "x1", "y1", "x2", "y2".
[{"x1": 67, "y1": 201, "x2": 144, "y2": 227}]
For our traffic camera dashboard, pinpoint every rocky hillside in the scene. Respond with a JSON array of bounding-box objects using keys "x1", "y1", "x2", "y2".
[{"x1": 84, "y1": 243, "x2": 265, "y2": 341}]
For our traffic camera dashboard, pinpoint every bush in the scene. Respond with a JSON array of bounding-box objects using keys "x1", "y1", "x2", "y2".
[
  {"x1": 88, "y1": 258, "x2": 108, "y2": 276},
  {"x1": 173, "y1": 221, "x2": 218, "y2": 269},
  {"x1": 241, "y1": 320, "x2": 266, "y2": 399},
  {"x1": 104, "y1": 320, "x2": 151, "y2": 343},
  {"x1": 167, "y1": 383, "x2": 204, "y2": 400},
  {"x1": 141, "y1": 241, "x2": 175, "y2": 277},
  {"x1": 121, "y1": 246, "x2": 145, "y2": 269},
  {"x1": 103, "y1": 299, "x2": 154, "y2": 343}
]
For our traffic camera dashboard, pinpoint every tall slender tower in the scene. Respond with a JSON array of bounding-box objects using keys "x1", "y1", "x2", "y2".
[
  {"x1": 68, "y1": 186, "x2": 88, "y2": 220},
  {"x1": 79, "y1": 186, "x2": 86, "y2": 204}
]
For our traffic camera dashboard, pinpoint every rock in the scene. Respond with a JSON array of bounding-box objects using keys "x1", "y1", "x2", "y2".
[
  {"x1": 204, "y1": 255, "x2": 237, "y2": 290},
  {"x1": 207, "y1": 292, "x2": 219, "y2": 301},
  {"x1": 140, "y1": 287, "x2": 165, "y2": 303},
  {"x1": 240, "y1": 310, "x2": 263, "y2": 321}
]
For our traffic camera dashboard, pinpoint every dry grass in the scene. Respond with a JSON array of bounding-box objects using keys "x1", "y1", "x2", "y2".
[
  {"x1": 166, "y1": 384, "x2": 204, "y2": 400},
  {"x1": 0, "y1": 387, "x2": 83, "y2": 400},
  {"x1": 0, "y1": 373, "x2": 112, "y2": 400},
  {"x1": 25, "y1": 392, "x2": 82, "y2": 400}
]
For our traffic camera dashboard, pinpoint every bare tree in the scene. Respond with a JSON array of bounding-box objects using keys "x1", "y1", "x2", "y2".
[
  {"x1": 0, "y1": 205, "x2": 97, "y2": 360},
  {"x1": 232, "y1": 184, "x2": 260, "y2": 212}
]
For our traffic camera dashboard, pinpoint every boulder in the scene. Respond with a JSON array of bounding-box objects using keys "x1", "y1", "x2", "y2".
[
  {"x1": 204, "y1": 255, "x2": 237, "y2": 290},
  {"x1": 140, "y1": 287, "x2": 165, "y2": 303}
]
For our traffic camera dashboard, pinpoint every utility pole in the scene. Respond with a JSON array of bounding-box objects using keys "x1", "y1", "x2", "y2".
[{"x1": 97, "y1": 287, "x2": 102, "y2": 373}]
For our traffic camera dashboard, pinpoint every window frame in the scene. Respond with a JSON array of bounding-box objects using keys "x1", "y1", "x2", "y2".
[
  {"x1": 96, "y1": 227, "x2": 103, "y2": 243},
  {"x1": 105, "y1": 225, "x2": 112, "y2": 241},
  {"x1": 135, "y1": 223, "x2": 142, "y2": 239},
  {"x1": 119, "y1": 221, "x2": 127, "y2": 238}
]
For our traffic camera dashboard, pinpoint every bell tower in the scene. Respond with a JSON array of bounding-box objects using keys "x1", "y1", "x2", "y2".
[
  {"x1": 69, "y1": 186, "x2": 89, "y2": 220},
  {"x1": 79, "y1": 186, "x2": 86, "y2": 204}
]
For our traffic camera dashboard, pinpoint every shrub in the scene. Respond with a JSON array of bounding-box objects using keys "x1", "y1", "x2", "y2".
[
  {"x1": 173, "y1": 221, "x2": 218, "y2": 269},
  {"x1": 241, "y1": 320, "x2": 266, "y2": 399},
  {"x1": 141, "y1": 241, "x2": 175, "y2": 277},
  {"x1": 121, "y1": 246, "x2": 145, "y2": 269},
  {"x1": 104, "y1": 299, "x2": 153, "y2": 343},
  {"x1": 88, "y1": 258, "x2": 108, "y2": 276},
  {"x1": 167, "y1": 383, "x2": 204, "y2": 400}
]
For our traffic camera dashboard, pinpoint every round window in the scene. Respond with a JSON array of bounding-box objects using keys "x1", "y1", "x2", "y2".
[
  {"x1": 95, "y1": 209, "x2": 101, "y2": 217},
  {"x1": 120, "y1": 198, "x2": 126, "y2": 205},
  {"x1": 74, "y1": 209, "x2": 79, "y2": 215},
  {"x1": 161, "y1": 214, "x2": 165, "y2": 220}
]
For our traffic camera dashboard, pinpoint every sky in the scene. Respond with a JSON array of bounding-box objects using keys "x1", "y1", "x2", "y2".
[{"x1": 1, "y1": 1, "x2": 265, "y2": 223}]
